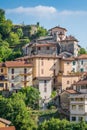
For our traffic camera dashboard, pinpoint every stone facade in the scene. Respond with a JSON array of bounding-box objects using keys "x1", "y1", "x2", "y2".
[{"x1": 22, "y1": 26, "x2": 80, "y2": 57}]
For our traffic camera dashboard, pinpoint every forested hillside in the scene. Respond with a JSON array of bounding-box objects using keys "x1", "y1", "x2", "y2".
[{"x1": 0, "y1": 9, "x2": 48, "y2": 62}]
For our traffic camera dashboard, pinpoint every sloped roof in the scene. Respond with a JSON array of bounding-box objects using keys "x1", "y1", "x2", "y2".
[
  {"x1": 78, "y1": 54, "x2": 87, "y2": 59},
  {"x1": 0, "y1": 126, "x2": 15, "y2": 130},
  {"x1": 33, "y1": 43, "x2": 56, "y2": 47},
  {"x1": 65, "y1": 89, "x2": 79, "y2": 94},
  {"x1": 0, "y1": 61, "x2": 32, "y2": 68},
  {"x1": 16, "y1": 54, "x2": 62, "y2": 60},
  {"x1": 61, "y1": 35, "x2": 78, "y2": 42},
  {"x1": 49, "y1": 26, "x2": 67, "y2": 31},
  {"x1": 0, "y1": 118, "x2": 11, "y2": 125}
]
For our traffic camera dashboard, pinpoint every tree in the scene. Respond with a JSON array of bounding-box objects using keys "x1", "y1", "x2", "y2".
[
  {"x1": 38, "y1": 118, "x2": 72, "y2": 130},
  {"x1": 17, "y1": 28, "x2": 23, "y2": 38},
  {"x1": 0, "y1": 45, "x2": 12, "y2": 61},
  {"x1": 0, "y1": 8, "x2": 5, "y2": 21},
  {"x1": 78, "y1": 48, "x2": 87, "y2": 54},
  {"x1": 20, "y1": 87, "x2": 40, "y2": 109},
  {"x1": 51, "y1": 91, "x2": 57, "y2": 98},
  {"x1": 7, "y1": 32, "x2": 19, "y2": 46},
  {"x1": 36, "y1": 26, "x2": 48, "y2": 38},
  {"x1": 0, "y1": 19, "x2": 13, "y2": 39},
  {"x1": 0, "y1": 95, "x2": 36, "y2": 130}
]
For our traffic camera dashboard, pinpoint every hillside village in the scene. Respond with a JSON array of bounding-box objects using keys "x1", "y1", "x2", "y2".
[{"x1": 1, "y1": 8, "x2": 87, "y2": 130}]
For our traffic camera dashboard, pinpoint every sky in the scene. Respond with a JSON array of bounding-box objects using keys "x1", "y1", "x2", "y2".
[{"x1": 0, "y1": 0, "x2": 87, "y2": 48}]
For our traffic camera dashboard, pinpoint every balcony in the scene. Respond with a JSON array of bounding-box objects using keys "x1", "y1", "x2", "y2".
[
  {"x1": 0, "y1": 75, "x2": 8, "y2": 81},
  {"x1": 20, "y1": 72, "x2": 32, "y2": 76}
]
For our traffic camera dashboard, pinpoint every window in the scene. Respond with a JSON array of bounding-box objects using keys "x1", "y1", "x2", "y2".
[
  {"x1": 12, "y1": 76, "x2": 14, "y2": 80},
  {"x1": 72, "y1": 105, "x2": 76, "y2": 110},
  {"x1": 1, "y1": 68, "x2": 3, "y2": 73},
  {"x1": 41, "y1": 69, "x2": 44, "y2": 74},
  {"x1": 24, "y1": 76, "x2": 27, "y2": 80},
  {"x1": 0, "y1": 83, "x2": 4, "y2": 87},
  {"x1": 44, "y1": 80, "x2": 47, "y2": 86},
  {"x1": 67, "y1": 62, "x2": 70, "y2": 65},
  {"x1": 73, "y1": 61, "x2": 76, "y2": 65},
  {"x1": 11, "y1": 83, "x2": 14, "y2": 87},
  {"x1": 72, "y1": 68, "x2": 75, "y2": 72},
  {"x1": 78, "y1": 117, "x2": 83, "y2": 121},
  {"x1": 80, "y1": 68, "x2": 84, "y2": 72},
  {"x1": 73, "y1": 80, "x2": 76, "y2": 83},
  {"x1": 44, "y1": 86, "x2": 47, "y2": 92},
  {"x1": 24, "y1": 68, "x2": 27, "y2": 73},
  {"x1": 12, "y1": 68, "x2": 14, "y2": 74},
  {"x1": 41, "y1": 60, "x2": 44, "y2": 66},
  {"x1": 67, "y1": 81, "x2": 69, "y2": 84},
  {"x1": 38, "y1": 47, "x2": 41, "y2": 50},
  {"x1": 81, "y1": 60, "x2": 83, "y2": 65},
  {"x1": 72, "y1": 117, "x2": 76, "y2": 121},
  {"x1": 47, "y1": 46, "x2": 49, "y2": 50},
  {"x1": 78, "y1": 105, "x2": 83, "y2": 110},
  {"x1": 71, "y1": 98, "x2": 74, "y2": 101},
  {"x1": 81, "y1": 86, "x2": 87, "y2": 89}
]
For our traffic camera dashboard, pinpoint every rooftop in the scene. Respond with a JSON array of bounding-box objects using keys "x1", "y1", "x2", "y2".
[
  {"x1": 48, "y1": 26, "x2": 67, "y2": 31},
  {"x1": 61, "y1": 35, "x2": 78, "y2": 42},
  {"x1": 0, "y1": 118, "x2": 11, "y2": 125},
  {"x1": 0, "y1": 61, "x2": 32, "y2": 68}
]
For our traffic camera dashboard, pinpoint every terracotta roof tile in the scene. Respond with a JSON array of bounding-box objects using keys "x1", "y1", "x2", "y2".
[
  {"x1": 0, "y1": 126, "x2": 15, "y2": 130},
  {"x1": 49, "y1": 26, "x2": 67, "y2": 31},
  {"x1": 0, "y1": 61, "x2": 32, "y2": 68},
  {"x1": 75, "y1": 80, "x2": 87, "y2": 85},
  {"x1": 65, "y1": 89, "x2": 78, "y2": 94},
  {"x1": 33, "y1": 43, "x2": 56, "y2": 47},
  {"x1": 78, "y1": 54, "x2": 87, "y2": 59},
  {"x1": 16, "y1": 55, "x2": 62, "y2": 60},
  {"x1": 61, "y1": 35, "x2": 78, "y2": 42}
]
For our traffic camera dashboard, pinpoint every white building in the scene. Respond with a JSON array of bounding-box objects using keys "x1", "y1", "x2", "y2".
[
  {"x1": 33, "y1": 77, "x2": 52, "y2": 108},
  {"x1": 0, "y1": 61, "x2": 32, "y2": 93},
  {"x1": 70, "y1": 74, "x2": 87, "y2": 122},
  {"x1": 72, "y1": 54, "x2": 87, "y2": 73},
  {"x1": 70, "y1": 94, "x2": 87, "y2": 122}
]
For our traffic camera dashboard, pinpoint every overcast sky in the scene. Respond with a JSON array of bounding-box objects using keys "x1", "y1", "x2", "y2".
[{"x1": 0, "y1": 0, "x2": 87, "y2": 48}]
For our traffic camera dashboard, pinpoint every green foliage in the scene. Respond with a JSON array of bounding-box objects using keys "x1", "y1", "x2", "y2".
[
  {"x1": 7, "y1": 32, "x2": 19, "y2": 46},
  {"x1": 51, "y1": 90, "x2": 57, "y2": 98},
  {"x1": 38, "y1": 118, "x2": 87, "y2": 130},
  {"x1": 0, "y1": 9, "x2": 5, "y2": 21},
  {"x1": 36, "y1": 26, "x2": 48, "y2": 38},
  {"x1": 17, "y1": 28, "x2": 23, "y2": 38},
  {"x1": 20, "y1": 86, "x2": 40, "y2": 109},
  {"x1": 78, "y1": 48, "x2": 87, "y2": 54},
  {"x1": 0, "y1": 94, "x2": 36, "y2": 130},
  {"x1": 0, "y1": 45, "x2": 12, "y2": 61},
  {"x1": 0, "y1": 19, "x2": 13, "y2": 39}
]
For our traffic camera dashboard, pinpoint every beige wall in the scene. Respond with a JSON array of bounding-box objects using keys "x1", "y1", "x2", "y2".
[
  {"x1": 32, "y1": 57, "x2": 60, "y2": 78},
  {"x1": 0, "y1": 122, "x2": 6, "y2": 128},
  {"x1": 60, "y1": 60, "x2": 72, "y2": 75},
  {"x1": 62, "y1": 76, "x2": 79, "y2": 90},
  {"x1": 58, "y1": 75, "x2": 79, "y2": 90},
  {"x1": 8, "y1": 67, "x2": 32, "y2": 90}
]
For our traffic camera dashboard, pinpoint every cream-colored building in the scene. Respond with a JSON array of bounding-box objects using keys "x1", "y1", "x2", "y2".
[
  {"x1": 0, "y1": 61, "x2": 32, "y2": 93},
  {"x1": 70, "y1": 94, "x2": 87, "y2": 122},
  {"x1": 57, "y1": 57, "x2": 80, "y2": 90},
  {"x1": 17, "y1": 55, "x2": 61, "y2": 105},
  {"x1": 70, "y1": 74, "x2": 87, "y2": 122}
]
